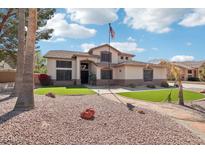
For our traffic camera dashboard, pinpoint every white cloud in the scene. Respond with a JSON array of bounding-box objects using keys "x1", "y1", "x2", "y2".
[
  {"x1": 124, "y1": 8, "x2": 189, "y2": 33},
  {"x1": 127, "y1": 36, "x2": 135, "y2": 42},
  {"x1": 179, "y1": 9, "x2": 205, "y2": 27},
  {"x1": 151, "y1": 47, "x2": 159, "y2": 51},
  {"x1": 170, "y1": 55, "x2": 194, "y2": 62},
  {"x1": 81, "y1": 43, "x2": 96, "y2": 52},
  {"x1": 42, "y1": 38, "x2": 66, "y2": 43},
  {"x1": 186, "y1": 42, "x2": 192, "y2": 46},
  {"x1": 66, "y1": 9, "x2": 118, "y2": 25},
  {"x1": 40, "y1": 13, "x2": 96, "y2": 39},
  {"x1": 110, "y1": 41, "x2": 145, "y2": 53},
  {"x1": 81, "y1": 41, "x2": 144, "y2": 53}
]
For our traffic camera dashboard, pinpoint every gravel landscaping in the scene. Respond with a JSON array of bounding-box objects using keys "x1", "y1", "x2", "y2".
[{"x1": 0, "y1": 94, "x2": 204, "y2": 144}]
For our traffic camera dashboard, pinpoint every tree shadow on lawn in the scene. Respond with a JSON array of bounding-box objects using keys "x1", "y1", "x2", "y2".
[
  {"x1": 0, "y1": 109, "x2": 25, "y2": 125},
  {"x1": 100, "y1": 89, "x2": 137, "y2": 111}
]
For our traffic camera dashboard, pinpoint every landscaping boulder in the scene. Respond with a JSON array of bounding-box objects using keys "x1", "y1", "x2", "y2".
[
  {"x1": 200, "y1": 89, "x2": 205, "y2": 93},
  {"x1": 80, "y1": 108, "x2": 95, "y2": 120},
  {"x1": 138, "y1": 110, "x2": 145, "y2": 114},
  {"x1": 45, "y1": 92, "x2": 55, "y2": 98}
]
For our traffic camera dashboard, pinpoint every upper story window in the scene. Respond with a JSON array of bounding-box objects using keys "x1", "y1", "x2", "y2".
[
  {"x1": 120, "y1": 56, "x2": 123, "y2": 60},
  {"x1": 125, "y1": 57, "x2": 128, "y2": 60},
  {"x1": 56, "y1": 60, "x2": 72, "y2": 68},
  {"x1": 188, "y1": 70, "x2": 192, "y2": 74},
  {"x1": 101, "y1": 51, "x2": 111, "y2": 62}
]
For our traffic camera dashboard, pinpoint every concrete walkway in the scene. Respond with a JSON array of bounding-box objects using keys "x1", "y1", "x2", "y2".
[
  {"x1": 87, "y1": 85, "x2": 169, "y2": 94},
  {"x1": 100, "y1": 92, "x2": 205, "y2": 142}
]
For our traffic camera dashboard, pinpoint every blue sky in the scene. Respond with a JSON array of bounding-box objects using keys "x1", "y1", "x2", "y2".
[{"x1": 38, "y1": 8, "x2": 205, "y2": 62}]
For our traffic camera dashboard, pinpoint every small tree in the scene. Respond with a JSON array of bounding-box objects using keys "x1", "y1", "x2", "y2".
[
  {"x1": 34, "y1": 50, "x2": 47, "y2": 73},
  {"x1": 161, "y1": 61, "x2": 184, "y2": 105},
  {"x1": 199, "y1": 65, "x2": 205, "y2": 81}
]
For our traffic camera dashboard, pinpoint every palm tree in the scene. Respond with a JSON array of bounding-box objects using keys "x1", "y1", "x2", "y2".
[
  {"x1": 14, "y1": 8, "x2": 25, "y2": 96},
  {"x1": 161, "y1": 61, "x2": 184, "y2": 105},
  {"x1": 14, "y1": 9, "x2": 37, "y2": 110}
]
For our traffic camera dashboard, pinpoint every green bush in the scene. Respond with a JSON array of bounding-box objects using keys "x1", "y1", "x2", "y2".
[
  {"x1": 160, "y1": 81, "x2": 169, "y2": 88},
  {"x1": 188, "y1": 77, "x2": 200, "y2": 81},
  {"x1": 128, "y1": 83, "x2": 136, "y2": 88},
  {"x1": 146, "y1": 84, "x2": 156, "y2": 88}
]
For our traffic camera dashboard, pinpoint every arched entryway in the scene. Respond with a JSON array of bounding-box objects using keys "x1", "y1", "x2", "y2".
[{"x1": 80, "y1": 60, "x2": 96, "y2": 84}]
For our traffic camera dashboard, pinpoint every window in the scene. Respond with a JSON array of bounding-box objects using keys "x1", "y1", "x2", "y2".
[
  {"x1": 125, "y1": 57, "x2": 128, "y2": 60},
  {"x1": 101, "y1": 52, "x2": 111, "y2": 62},
  {"x1": 188, "y1": 70, "x2": 192, "y2": 74},
  {"x1": 56, "y1": 60, "x2": 72, "y2": 68},
  {"x1": 101, "y1": 69, "x2": 112, "y2": 79},
  {"x1": 143, "y1": 69, "x2": 153, "y2": 81},
  {"x1": 121, "y1": 56, "x2": 123, "y2": 60},
  {"x1": 56, "y1": 70, "x2": 72, "y2": 81}
]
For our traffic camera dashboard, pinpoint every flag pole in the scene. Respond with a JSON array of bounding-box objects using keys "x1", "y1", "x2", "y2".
[{"x1": 108, "y1": 23, "x2": 111, "y2": 89}]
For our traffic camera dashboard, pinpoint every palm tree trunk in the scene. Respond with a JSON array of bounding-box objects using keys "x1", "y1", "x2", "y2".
[
  {"x1": 178, "y1": 81, "x2": 184, "y2": 105},
  {"x1": 14, "y1": 9, "x2": 25, "y2": 96},
  {"x1": 14, "y1": 9, "x2": 37, "y2": 110}
]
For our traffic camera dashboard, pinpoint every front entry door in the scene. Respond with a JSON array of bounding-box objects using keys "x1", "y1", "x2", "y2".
[{"x1": 81, "y1": 71, "x2": 89, "y2": 84}]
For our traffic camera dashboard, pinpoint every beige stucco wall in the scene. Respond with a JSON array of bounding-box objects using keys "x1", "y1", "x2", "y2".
[
  {"x1": 91, "y1": 46, "x2": 119, "y2": 63},
  {"x1": 153, "y1": 67, "x2": 167, "y2": 79},
  {"x1": 114, "y1": 66, "x2": 167, "y2": 80},
  {"x1": 124, "y1": 66, "x2": 143, "y2": 79},
  {"x1": 47, "y1": 58, "x2": 56, "y2": 79},
  {"x1": 95, "y1": 65, "x2": 167, "y2": 80},
  {"x1": 118, "y1": 56, "x2": 132, "y2": 63},
  {"x1": 113, "y1": 66, "x2": 126, "y2": 79}
]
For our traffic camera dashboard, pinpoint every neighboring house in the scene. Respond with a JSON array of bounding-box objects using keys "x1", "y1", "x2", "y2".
[
  {"x1": 44, "y1": 44, "x2": 167, "y2": 86},
  {"x1": 163, "y1": 61, "x2": 205, "y2": 81},
  {"x1": 0, "y1": 60, "x2": 16, "y2": 83}
]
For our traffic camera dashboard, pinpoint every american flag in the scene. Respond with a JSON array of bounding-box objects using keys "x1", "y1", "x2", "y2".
[{"x1": 109, "y1": 23, "x2": 115, "y2": 39}]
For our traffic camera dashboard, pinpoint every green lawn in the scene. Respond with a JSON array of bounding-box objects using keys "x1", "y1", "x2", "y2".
[
  {"x1": 118, "y1": 89, "x2": 205, "y2": 103},
  {"x1": 34, "y1": 86, "x2": 96, "y2": 95}
]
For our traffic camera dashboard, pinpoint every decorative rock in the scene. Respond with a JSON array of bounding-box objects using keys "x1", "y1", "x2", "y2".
[
  {"x1": 45, "y1": 92, "x2": 55, "y2": 98},
  {"x1": 81, "y1": 108, "x2": 95, "y2": 120},
  {"x1": 200, "y1": 89, "x2": 205, "y2": 93},
  {"x1": 138, "y1": 110, "x2": 145, "y2": 114}
]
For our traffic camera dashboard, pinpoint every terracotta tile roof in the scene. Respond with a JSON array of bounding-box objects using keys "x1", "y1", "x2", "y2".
[
  {"x1": 88, "y1": 44, "x2": 135, "y2": 57},
  {"x1": 44, "y1": 50, "x2": 97, "y2": 59},
  {"x1": 172, "y1": 61, "x2": 205, "y2": 69},
  {"x1": 115, "y1": 60, "x2": 165, "y2": 68}
]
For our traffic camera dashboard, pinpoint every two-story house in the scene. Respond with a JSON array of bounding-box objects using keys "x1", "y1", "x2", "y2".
[{"x1": 44, "y1": 44, "x2": 167, "y2": 86}]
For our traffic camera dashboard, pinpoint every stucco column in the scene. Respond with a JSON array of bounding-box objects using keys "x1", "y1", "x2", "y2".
[{"x1": 76, "y1": 57, "x2": 81, "y2": 85}]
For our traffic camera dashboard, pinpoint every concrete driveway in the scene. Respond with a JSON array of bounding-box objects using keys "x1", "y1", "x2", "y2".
[{"x1": 169, "y1": 82, "x2": 205, "y2": 91}]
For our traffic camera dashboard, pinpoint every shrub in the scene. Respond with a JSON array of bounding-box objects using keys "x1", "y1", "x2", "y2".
[
  {"x1": 174, "y1": 82, "x2": 179, "y2": 87},
  {"x1": 160, "y1": 81, "x2": 169, "y2": 88},
  {"x1": 146, "y1": 84, "x2": 156, "y2": 88},
  {"x1": 188, "y1": 77, "x2": 200, "y2": 81},
  {"x1": 88, "y1": 73, "x2": 96, "y2": 85},
  {"x1": 38, "y1": 74, "x2": 51, "y2": 86},
  {"x1": 128, "y1": 83, "x2": 136, "y2": 88}
]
